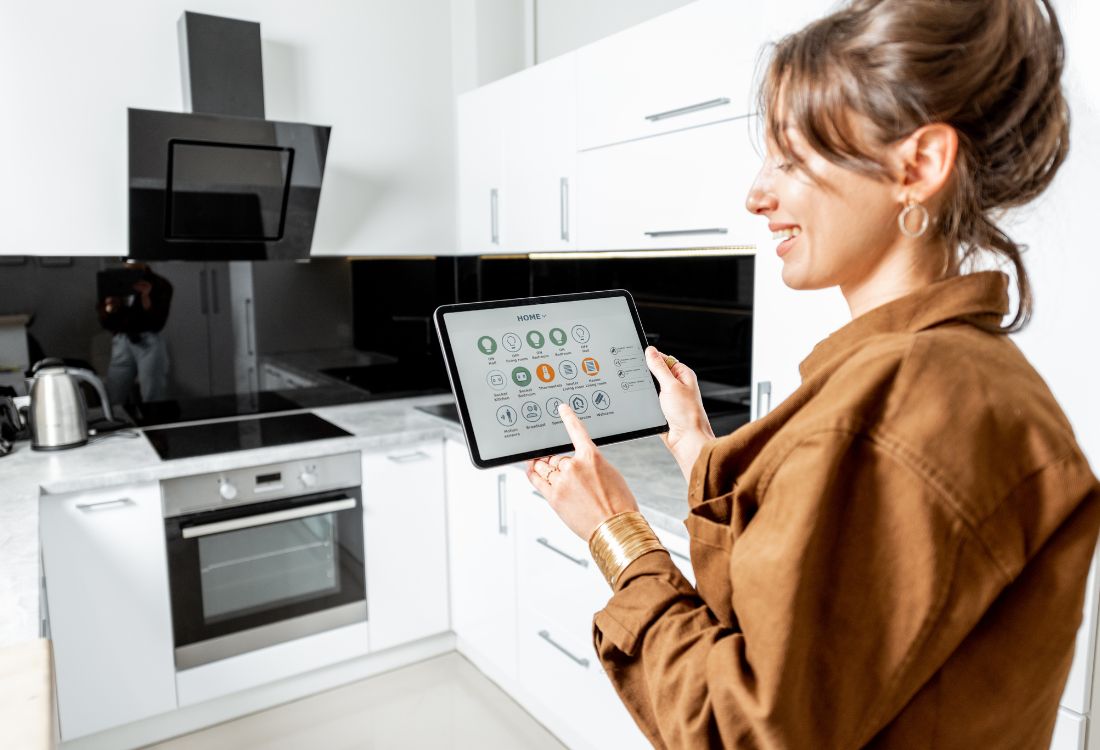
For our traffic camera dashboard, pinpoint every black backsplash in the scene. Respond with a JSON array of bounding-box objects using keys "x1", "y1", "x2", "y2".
[{"x1": 350, "y1": 254, "x2": 754, "y2": 391}]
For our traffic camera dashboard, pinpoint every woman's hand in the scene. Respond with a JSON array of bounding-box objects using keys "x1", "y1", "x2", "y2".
[
  {"x1": 645, "y1": 346, "x2": 715, "y2": 481},
  {"x1": 526, "y1": 404, "x2": 639, "y2": 540}
]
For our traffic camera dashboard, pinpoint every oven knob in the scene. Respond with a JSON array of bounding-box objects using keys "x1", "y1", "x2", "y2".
[
  {"x1": 299, "y1": 470, "x2": 318, "y2": 488},
  {"x1": 218, "y1": 479, "x2": 238, "y2": 501}
]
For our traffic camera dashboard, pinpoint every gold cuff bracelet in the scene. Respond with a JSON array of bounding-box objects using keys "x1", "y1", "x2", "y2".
[{"x1": 589, "y1": 511, "x2": 665, "y2": 587}]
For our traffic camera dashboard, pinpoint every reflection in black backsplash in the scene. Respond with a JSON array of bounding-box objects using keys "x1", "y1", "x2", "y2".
[{"x1": 1, "y1": 255, "x2": 753, "y2": 429}]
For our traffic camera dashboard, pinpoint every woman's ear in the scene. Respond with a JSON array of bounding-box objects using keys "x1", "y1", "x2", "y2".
[{"x1": 894, "y1": 123, "x2": 958, "y2": 204}]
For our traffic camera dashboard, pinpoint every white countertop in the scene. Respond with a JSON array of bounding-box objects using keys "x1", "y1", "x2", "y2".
[{"x1": 0, "y1": 393, "x2": 689, "y2": 647}]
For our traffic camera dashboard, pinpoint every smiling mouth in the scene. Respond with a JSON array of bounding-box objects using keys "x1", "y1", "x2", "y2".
[{"x1": 771, "y1": 227, "x2": 802, "y2": 240}]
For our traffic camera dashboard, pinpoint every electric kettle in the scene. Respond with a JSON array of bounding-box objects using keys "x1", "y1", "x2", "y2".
[{"x1": 26, "y1": 359, "x2": 115, "y2": 451}]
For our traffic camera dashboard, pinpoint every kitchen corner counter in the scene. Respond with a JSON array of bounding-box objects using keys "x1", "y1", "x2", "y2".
[{"x1": 0, "y1": 393, "x2": 690, "y2": 647}]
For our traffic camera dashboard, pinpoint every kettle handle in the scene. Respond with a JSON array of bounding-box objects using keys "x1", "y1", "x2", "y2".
[{"x1": 67, "y1": 368, "x2": 116, "y2": 423}]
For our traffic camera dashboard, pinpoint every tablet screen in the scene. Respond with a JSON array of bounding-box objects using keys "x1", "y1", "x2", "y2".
[{"x1": 438, "y1": 293, "x2": 666, "y2": 464}]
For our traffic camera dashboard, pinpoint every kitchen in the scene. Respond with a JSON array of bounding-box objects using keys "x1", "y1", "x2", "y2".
[{"x1": 1, "y1": 0, "x2": 1098, "y2": 748}]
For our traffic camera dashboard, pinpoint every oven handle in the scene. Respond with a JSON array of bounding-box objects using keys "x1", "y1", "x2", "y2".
[{"x1": 181, "y1": 497, "x2": 358, "y2": 539}]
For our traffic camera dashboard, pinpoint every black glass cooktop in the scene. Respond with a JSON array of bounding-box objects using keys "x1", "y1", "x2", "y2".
[{"x1": 144, "y1": 412, "x2": 352, "y2": 461}]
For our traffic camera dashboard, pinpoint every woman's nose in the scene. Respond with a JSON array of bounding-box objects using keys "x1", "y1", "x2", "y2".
[{"x1": 745, "y1": 176, "x2": 777, "y2": 216}]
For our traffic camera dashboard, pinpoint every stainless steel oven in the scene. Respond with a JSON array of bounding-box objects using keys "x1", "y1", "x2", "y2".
[{"x1": 163, "y1": 452, "x2": 365, "y2": 669}]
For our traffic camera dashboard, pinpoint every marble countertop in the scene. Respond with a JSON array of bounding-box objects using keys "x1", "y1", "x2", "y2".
[{"x1": 0, "y1": 393, "x2": 688, "y2": 647}]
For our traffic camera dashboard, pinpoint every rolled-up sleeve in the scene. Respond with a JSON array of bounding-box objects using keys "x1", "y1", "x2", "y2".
[{"x1": 593, "y1": 428, "x2": 1009, "y2": 749}]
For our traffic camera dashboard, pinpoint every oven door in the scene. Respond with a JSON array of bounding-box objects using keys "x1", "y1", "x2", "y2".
[{"x1": 165, "y1": 487, "x2": 366, "y2": 669}]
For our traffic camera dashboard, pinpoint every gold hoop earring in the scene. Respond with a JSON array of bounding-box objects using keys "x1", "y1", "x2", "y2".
[{"x1": 898, "y1": 200, "x2": 930, "y2": 239}]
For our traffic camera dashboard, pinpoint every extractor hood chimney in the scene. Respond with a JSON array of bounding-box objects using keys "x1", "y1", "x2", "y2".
[{"x1": 178, "y1": 11, "x2": 265, "y2": 118}]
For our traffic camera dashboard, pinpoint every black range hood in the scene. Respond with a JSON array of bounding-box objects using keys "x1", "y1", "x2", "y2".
[{"x1": 128, "y1": 12, "x2": 331, "y2": 261}]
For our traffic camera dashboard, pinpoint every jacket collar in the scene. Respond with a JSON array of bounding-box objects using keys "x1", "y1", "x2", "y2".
[{"x1": 799, "y1": 271, "x2": 1010, "y2": 381}]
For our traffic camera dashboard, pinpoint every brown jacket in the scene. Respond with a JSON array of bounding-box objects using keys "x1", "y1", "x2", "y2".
[{"x1": 594, "y1": 272, "x2": 1100, "y2": 749}]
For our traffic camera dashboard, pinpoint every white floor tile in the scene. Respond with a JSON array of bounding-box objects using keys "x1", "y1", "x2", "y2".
[{"x1": 144, "y1": 653, "x2": 567, "y2": 750}]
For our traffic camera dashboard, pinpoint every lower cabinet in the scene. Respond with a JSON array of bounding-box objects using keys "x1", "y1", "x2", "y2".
[
  {"x1": 1051, "y1": 707, "x2": 1087, "y2": 750},
  {"x1": 513, "y1": 488, "x2": 649, "y2": 750},
  {"x1": 362, "y1": 440, "x2": 450, "y2": 652},
  {"x1": 445, "y1": 439, "x2": 518, "y2": 680},
  {"x1": 39, "y1": 482, "x2": 177, "y2": 741}
]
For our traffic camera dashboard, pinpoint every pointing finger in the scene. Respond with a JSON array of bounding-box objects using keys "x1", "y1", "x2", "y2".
[{"x1": 557, "y1": 403, "x2": 595, "y2": 455}]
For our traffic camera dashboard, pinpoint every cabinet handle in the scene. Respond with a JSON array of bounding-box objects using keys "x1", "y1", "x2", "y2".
[
  {"x1": 559, "y1": 177, "x2": 569, "y2": 242},
  {"x1": 199, "y1": 269, "x2": 209, "y2": 315},
  {"x1": 645, "y1": 97, "x2": 730, "y2": 122},
  {"x1": 536, "y1": 537, "x2": 589, "y2": 567},
  {"x1": 497, "y1": 474, "x2": 508, "y2": 535},
  {"x1": 538, "y1": 630, "x2": 590, "y2": 668},
  {"x1": 755, "y1": 381, "x2": 772, "y2": 420},
  {"x1": 75, "y1": 497, "x2": 134, "y2": 512},
  {"x1": 644, "y1": 228, "x2": 728, "y2": 238},
  {"x1": 245, "y1": 298, "x2": 255, "y2": 356},
  {"x1": 387, "y1": 450, "x2": 431, "y2": 463},
  {"x1": 490, "y1": 188, "x2": 499, "y2": 245},
  {"x1": 210, "y1": 267, "x2": 220, "y2": 314}
]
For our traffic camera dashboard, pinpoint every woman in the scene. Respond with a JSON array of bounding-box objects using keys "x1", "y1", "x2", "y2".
[{"x1": 526, "y1": 0, "x2": 1100, "y2": 747}]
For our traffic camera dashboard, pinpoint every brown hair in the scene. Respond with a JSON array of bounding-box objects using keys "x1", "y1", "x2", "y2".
[{"x1": 759, "y1": 0, "x2": 1070, "y2": 331}]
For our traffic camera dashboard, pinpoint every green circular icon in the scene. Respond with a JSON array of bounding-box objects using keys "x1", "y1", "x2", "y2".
[
  {"x1": 548, "y1": 328, "x2": 567, "y2": 346},
  {"x1": 511, "y1": 366, "x2": 532, "y2": 387},
  {"x1": 526, "y1": 330, "x2": 545, "y2": 349},
  {"x1": 477, "y1": 336, "x2": 497, "y2": 355}
]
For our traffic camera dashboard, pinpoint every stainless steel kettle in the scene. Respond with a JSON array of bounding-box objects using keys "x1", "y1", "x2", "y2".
[{"x1": 26, "y1": 359, "x2": 115, "y2": 451}]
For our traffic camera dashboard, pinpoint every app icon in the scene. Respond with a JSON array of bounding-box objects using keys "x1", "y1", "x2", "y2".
[
  {"x1": 581, "y1": 357, "x2": 600, "y2": 376},
  {"x1": 535, "y1": 363, "x2": 555, "y2": 383},
  {"x1": 526, "y1": 330, "x2": 545, "y2": 349},
  {"x1": 502, "y1": 332, "x2": 522, "y2": 353},
  {"x1": 557, "y1": 360, "x2": 578, "y2": 380},
  {"x1": 592, "y1": 390, "x2": 610, "y2": 410},
  {"x1": 477, "y1": 336, "x2": 497, "y2": 355},
  {"x1": 571, "y1": 325, "x2": 591, "y2": 344},
  {"x1": 545, "y1": 397, "x2": 564, "y2": 418},
  {"x1": 548, "y1": 328, "x2": 567, "y2": 346},
  {"x1": 496, "y1": 405, "x2": 518, "y2": 426},
  {"x1": 511, "y1": 366, "x2": 532, "y2": 387},
  {"x1": 569, "y1": 394, "x2": 588, "y2": 414},
  {"x1": 522, "y1": 401, "x2": 542, "y2": 422},
  {"x1": 486, "y1": 370, "x2": 506, "y2": 390}
]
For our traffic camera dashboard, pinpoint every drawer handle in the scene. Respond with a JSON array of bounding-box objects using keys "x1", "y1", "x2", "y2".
[
  {"x1": 644, "y1": 228, "x2": 728, "y2": 238},
  {"x1": 536, "y1": 537, "x2": 589, "y2": 568},
  {"x1": 755, "y1": 380, "x2": 773, "y2": 420},
  {"x1": 645, "y1": 97, "x2": 730, "y2": 122},
  {"x1": 497, "y1": 474, "x2": 508, "y2": 535},
  {"x1": 538, "y1": 630, "x2": 590, "y2": 668},
  {"x1": 75, "y1": 497, "x2": 134, "y2": 512},
  {"x1": 387, "y1": 450, "x2": 431, "y2": 464}
]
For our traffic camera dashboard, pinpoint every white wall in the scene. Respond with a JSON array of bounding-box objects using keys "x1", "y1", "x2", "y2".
[{"x1": 0, "y1": 0, "x2": 457, "y2": 256}]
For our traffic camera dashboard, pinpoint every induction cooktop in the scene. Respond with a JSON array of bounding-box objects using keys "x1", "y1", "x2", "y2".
[{"x1": 144, "y1": 412, "x2": 352, "y2": 461}]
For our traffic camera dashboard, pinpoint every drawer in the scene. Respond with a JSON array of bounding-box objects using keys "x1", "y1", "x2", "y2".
[
  {"x1": 576, "y1": 0, "x2": 760, "y2": 150},
  {"x1": 516, "y1": 488, "x2": 609, "y2": 625},
  {"x1": 1050, "y1": 708, "x2": 1085, "y2": 750}
]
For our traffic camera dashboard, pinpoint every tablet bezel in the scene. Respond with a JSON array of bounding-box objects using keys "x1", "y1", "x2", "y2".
[{"x1": 434, "y1": 289, "x2": 669, "y2": 469}]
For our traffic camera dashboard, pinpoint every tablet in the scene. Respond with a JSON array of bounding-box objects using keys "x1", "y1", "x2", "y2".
[{"x1": 434, "y1": 289, "x2": 668, "y2": 468}]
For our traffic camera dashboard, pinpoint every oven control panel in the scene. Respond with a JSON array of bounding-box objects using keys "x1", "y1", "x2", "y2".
[{"x1": 162, "y1": 451, "x2": 362, "y2": 518}]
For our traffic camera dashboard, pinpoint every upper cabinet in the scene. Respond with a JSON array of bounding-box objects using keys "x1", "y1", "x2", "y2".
[
  {"x1": 503, "y1": 54, "x2": 579, "y2": 253},
  {"x1": 577, "y1": 117, "x2": 759, "y2": 251},
  {"x1": 457, "y1": 79, "x2": 509, "y2": 255},
  {"x1": 576, "y1": 0, "x2": 761, "y2": 150}
]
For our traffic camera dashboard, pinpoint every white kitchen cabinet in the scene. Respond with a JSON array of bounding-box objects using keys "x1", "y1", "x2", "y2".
[
  {"x1": 577, "y1": 117, "x2": 759, "y2": 251},
  {"x1": 445, "y1": 439, "x2": 518, "y2": 679},
  {"x1": 503, "y1": 53, "x2": 578, "y2": 252},
  {"x1": 457, "y1": 78, "x2": 510, "y2": 255},
  {"x1": 1052, "y1": 707, "x2": 1087, "y2": 750},
  {"x1": 514, "y1": 486, "x2": 648, "y2": 750},
  {"x1": 576, "y1": 0, "x2": 760, "y2": 150},
  {"x1": 39, "y1": 482, "x2": 177, "y2": 740},
  {"x1": 362, "y1": 440, "x2": 450, "y2": 652}
]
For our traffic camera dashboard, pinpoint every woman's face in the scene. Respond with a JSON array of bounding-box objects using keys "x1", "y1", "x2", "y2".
[{"x1": 745, "y1": 127, "x2": 904, "y2": 293}]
